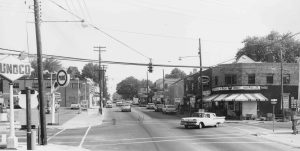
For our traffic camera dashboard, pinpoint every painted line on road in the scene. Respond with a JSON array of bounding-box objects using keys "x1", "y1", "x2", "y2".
[
  {"x1": 94, "y1": 136, "x2": 252, "y2": 146},
  {"x1": 90, "y1": 133, "x2": 246, "y2": 142},
  {"x1": 47, "y1": 128, "x2": 66, "y2": 141},
  {"x1": 78, "y1": 125, "x2": 91, "y2": 148},
  {"x1": 190, "y1": 141, "x2": 275, "y2": 145}
]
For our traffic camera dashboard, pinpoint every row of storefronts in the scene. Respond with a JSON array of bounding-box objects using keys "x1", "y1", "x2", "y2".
[{"x1": 158, "y1": 55, "x2": 300, "y2": 119}]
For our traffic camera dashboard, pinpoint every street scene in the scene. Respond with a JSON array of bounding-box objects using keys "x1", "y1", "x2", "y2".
[{"x1": 1, "y1": 0, "x2": 300, "y2": 151}]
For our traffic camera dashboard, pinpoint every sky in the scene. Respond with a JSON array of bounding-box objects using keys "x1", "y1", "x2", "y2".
[{"x1": 1, "y1": 0, "x2": 300, "y2": 96}]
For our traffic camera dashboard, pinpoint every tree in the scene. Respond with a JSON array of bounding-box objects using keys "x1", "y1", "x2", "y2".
[
  {"x1": 30, "y1": 58, "x2": 62, "y2": 78},
  {"x1": 67, "y1": 66, "x2": 81, "y2": 79},
  {"x1": 165, "y1": 68, "x2": 187, "y2": 79},
  {"x1": 236, "y1": 31, "x2": 300, "y2": 63},
  {"x1": 116, "y1": 76, "x2": 139, "y2": 99},
  {"x1": 81, "y1": 63, "x2": 99, "y2": 83}
]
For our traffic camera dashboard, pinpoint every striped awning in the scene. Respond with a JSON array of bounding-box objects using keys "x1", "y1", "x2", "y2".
[
  {"x1": 203, "y1": 94, "x2": 219, "y2": 102},
  {"x1": 203, "y1": 93, "x2": 268, "y2": 102}
]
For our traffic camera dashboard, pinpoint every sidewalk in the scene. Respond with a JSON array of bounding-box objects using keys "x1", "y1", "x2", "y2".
[
  {"x1": 1, "y1": 107, "x2": 105, "y2": 150},
  {"x1": 226, "y1": 119, "x2": 300, "y2": 148}
]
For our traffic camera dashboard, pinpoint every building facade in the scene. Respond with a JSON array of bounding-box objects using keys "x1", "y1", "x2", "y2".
[{"x1": 0, "y1": 77, "x2": 98, "y2": 108}]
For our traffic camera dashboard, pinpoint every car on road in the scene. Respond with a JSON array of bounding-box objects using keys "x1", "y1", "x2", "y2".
[
  {"x1": 162, "y1": 105, "x2": 177, "y2": 114},
  {"x1": 121, "y1": 103, "x2": 131, "y2": 112},
  {"x1": 146, "y1": 103, "x2": 155, "y2": 109},
  {"x1": 180, "y1": 112, "x2": 225, "y2": 129},
  {"x1": 70, "y1": 103, "x2": 80, "y2": 110},
  {"x1": 154, "y1": 104, "x2": 164, "y2": 112},
  {"x1": 106, "y1": 102, "x2": 113, "y2": 108},
  {"x1": 116, "y1": 101, "x2": 123, "y2": 107}
]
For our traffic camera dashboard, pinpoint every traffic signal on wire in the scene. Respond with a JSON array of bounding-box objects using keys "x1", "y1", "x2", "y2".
[{"x1": 148, "y1": 63, "x2": 153, "y2": 73}]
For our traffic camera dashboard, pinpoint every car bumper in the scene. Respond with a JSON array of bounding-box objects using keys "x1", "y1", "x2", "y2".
[{"x1": 180, "y1": 121, "x2": 197, "y2": 126}]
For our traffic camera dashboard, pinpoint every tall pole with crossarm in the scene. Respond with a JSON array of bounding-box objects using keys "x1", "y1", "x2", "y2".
[
  {"x1": 33, "y1": 0, "x2": 47, "y2": 145},
  {"x1": 94, "y1": 46, "x2": 106, "y2": 114}
]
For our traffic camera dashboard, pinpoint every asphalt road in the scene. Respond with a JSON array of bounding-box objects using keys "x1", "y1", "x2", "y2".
[{"x1": 48, "y1": 105, "x2": 299, "y2": 151}]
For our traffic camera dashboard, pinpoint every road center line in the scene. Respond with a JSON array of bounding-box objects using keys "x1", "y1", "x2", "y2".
[
  {"x1": 96, "y1": 136, "x2": 251, "y2": 146},
  {"x1": 92, "y1": 133, "x2": 246, "y2": 142},
  {"x1": 79, "y1": 125, "x2": 91, "y2": 148},
  {"x1": 47, "y1": 128, "x2": 66, "y2": 141}
]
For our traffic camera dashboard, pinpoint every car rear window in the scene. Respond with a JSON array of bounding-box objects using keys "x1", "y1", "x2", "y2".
[{"x1": 167, "y1": 105, "x2": 174, "y2": 108}]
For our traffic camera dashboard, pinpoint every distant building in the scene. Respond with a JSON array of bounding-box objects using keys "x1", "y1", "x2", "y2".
[{"x1": 0, "y1": 77, "x2": 98, "y2": 108}]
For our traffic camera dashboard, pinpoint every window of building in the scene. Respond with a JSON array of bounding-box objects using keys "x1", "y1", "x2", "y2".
[
  {"x1": 215, "y1": 76, "x2": 218, "y2": 85},
  {"x1": 283, "y1": 74, "x2": 290, "y2": 84},
  {"x1": 0, "y1": 79, "x2": 3, "y2": 92},
  {"x1": 248, "y1": 74, "x2": 255, "y2": 84},
  {"x1": 164, "y1": 84, "x2": 168, "y2": 89},
  {"x1": 32, "y1": 83, "x2": 39, "y2": 88},
  {"x1": 266, "y1": 74, "x2": 273, "y2": 84},
  {"x1": 225, "y1": 74, "x2": 237, "y2": 85},
  {"x1": 13, "y1": 83, "x2": 19, "y2": 88}
]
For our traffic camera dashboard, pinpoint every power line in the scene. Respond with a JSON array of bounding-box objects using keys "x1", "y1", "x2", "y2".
[
  {"x1": 46, "y1": 0, "x2": 151, "y2": 60},
  {"x1": 0, "y1": 47, "x2": 208, "y2": 69}
]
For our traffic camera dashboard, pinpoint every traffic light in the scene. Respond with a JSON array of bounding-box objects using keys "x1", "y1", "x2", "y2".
[{"x1": 148, "y1": 63, "x2": 153, "y2": 73}]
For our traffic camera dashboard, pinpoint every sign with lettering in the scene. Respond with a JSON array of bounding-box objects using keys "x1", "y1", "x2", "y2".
[
  {"x1": 212, "y1": 85, "x2": 266, "y2": 92},
  {"x1": 283, "y1": 93, "x2": 289, "y2": 109},
  {"x1": 56, "y1": 70, "x2": 70, "y2": 87},
  {"x1": 0, "y1": 55, "x2": 32, "y2": 82}
]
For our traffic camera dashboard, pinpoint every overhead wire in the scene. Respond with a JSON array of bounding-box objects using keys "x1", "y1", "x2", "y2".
[{"x1": 46, "y1": 0, "x2": 151, "y2": 60}]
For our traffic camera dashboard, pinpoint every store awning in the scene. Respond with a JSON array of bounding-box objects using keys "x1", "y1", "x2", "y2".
[
  {"x1": 203, "y1": 94, "x2": 219, "y2": 102},
  {"x1": 203, "y1": 93, "x2": 268, "y2": 102}
]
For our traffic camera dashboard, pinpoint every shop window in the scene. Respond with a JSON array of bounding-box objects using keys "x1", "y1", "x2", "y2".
[
  {"x1": 266, "y1": 74, "x2": 273, "y2": 84},
  {"x1": 248, "y1": 74, "x2": 255, "y2": 84},
  {"x1": 225, "y1": 74, "x2": 237, "y2": 85},
  {"x1": 32, "y1": 83, "x2": 39, "y2": 88},
  {"x1": 215, "y1": 76, "x2": 218, "y2": 85},
  {"x1": 13, "y1": 83, "x2": 19, "y2": 88},
  {"x1": 283, "y1": 74, "x2": 290, "y2": 84}
]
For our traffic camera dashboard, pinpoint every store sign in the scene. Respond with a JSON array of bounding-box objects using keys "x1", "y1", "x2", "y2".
[
  {"x1": 202, "y1": 90, "x2": 211, "y2": 96},
  {"x1": 283, "y1": 93, "x2": 289, "y2": 109},
  {"x1": 0, "y1": 55, "x2": 32, "y2": 82},
  {"x1": 212, "y1": 86, "x2": 265, "y2": 92}
]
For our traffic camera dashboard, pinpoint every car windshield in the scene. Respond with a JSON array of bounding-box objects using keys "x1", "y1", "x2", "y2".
[{"x1": 192, "y1": 113, "x2": 205, "y2": 118}]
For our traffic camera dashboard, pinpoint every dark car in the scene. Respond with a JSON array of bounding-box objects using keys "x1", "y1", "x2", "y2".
[{"x1": 154, "y1": 104, "x2": 164, "y2": 112}]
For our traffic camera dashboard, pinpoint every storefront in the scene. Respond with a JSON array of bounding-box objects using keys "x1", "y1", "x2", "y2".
[{"x1": 204, "y1": 86, "x2": 268, "y2": 119}]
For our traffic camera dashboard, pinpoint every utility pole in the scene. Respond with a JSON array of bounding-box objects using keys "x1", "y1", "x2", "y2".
[
  {"x1": 280, "y1": 47, "x2": 285, "y2": 121},
  {"x1": 147, "y1": 71, "x2": 149, "y2": 103},
  {"x1": 33, "y1": 0, "x2": 47, "y2": 145},
  {"x1": 94, "y1": 46, "x2": 106, "y2": 114},
  {"x1": 163, "y1": 69, "x2": 165, "y2": 105},
  {"x1": 102, "y1": 65, "x2": 106, "y2": 104},
  {"x1": 198, "y1": 38, "x2": 203, "y2": 110}
]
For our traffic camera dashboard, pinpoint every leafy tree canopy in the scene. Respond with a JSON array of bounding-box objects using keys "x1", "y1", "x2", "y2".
[
  {"x1": 67, "y1": 66, "x2": 81, "y2": 79},
  {"x1": 81, "y1": 63, "x2": 99, "y2": 83},
  {"x1": 116, "y1": 76, "x2": 153, "y2": 99},
  {"x1": 165, "y1": 68, "x2": 186, "y2": 79},
  {"x1": 236, "y1": 31, "x2": 300, "y2": 63},
  {"x1": 30, "y1": 58, "x2": 62, "y2": 78}
]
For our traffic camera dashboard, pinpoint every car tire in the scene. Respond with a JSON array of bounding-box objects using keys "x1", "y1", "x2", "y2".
[
  {"x1": 198, "y1": 122, "x2": 203, "y2": 129},
  {"x1": 215, "y1": 123, "x2": 219, "y2": 127}
]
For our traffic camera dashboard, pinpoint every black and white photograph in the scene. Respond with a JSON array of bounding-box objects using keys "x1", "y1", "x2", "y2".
[{"x1": 0, "y1": 0, "x2": 300, "y2": 150}]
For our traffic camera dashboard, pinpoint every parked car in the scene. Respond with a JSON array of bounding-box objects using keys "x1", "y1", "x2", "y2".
[
  {"x1": 70, "y1": 103, "x2": 80, "y2": 110},
  {"x1": 146, "y1": 103, "x2": 155, "y2": 109},
  {"x1": 154, "y1": 104, "x2": 164, "y2": 112},
  {"x1": 116, "y1": 101, "x2": 123, "y2": 107},
  {"x1": 162, "y1": 105, "x2": 177, "y2": 114},
  {"x1": 180, "y1": 112, "x2": 225, "y2": 129},
  {"x1": 106, "y1": 102, "x2": 113, "y2": 108},
  {"x1": 121, "y1": 103, "x2": 131, "y2": 112}
]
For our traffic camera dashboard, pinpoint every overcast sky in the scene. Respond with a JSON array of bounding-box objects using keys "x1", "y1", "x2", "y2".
[{"x1": 1, "y1": 0, "x2": 300, "y2": 96}]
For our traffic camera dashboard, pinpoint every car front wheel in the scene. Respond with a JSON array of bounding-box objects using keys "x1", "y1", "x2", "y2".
[{"x1": 198, "y1": 122, "x2": 203, "y2": 129}]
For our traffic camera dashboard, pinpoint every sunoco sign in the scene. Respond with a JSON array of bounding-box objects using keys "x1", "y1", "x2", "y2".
[{"x1": 0, "y1": 55, "x2": 32, "y2": 82}]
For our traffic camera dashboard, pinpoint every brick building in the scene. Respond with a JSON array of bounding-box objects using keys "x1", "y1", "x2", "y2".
[{"x1": 203, "y1": 56, "x2": 299, "y2": 119}]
